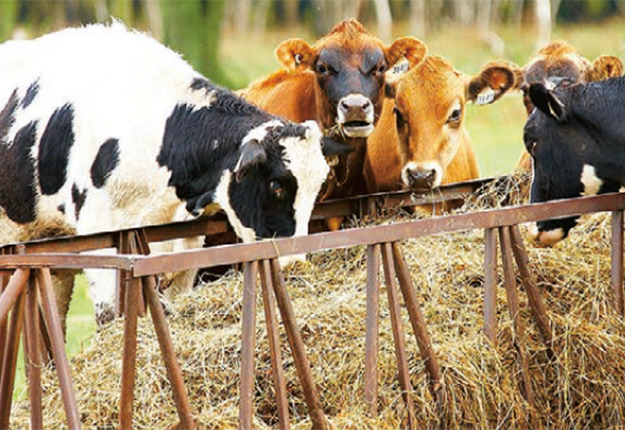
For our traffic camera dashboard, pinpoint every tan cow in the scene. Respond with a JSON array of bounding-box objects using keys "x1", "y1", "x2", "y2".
[{"x1": 364, "y1": 56, "x2": 517, "y2": 194}]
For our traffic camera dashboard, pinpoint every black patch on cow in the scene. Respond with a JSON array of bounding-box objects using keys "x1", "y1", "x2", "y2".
[
  {"x1": 71, "y1": 184, "x2": 87, "y2": 221},
  {"x1": 91, "y1": 138, "x2": 120, "y2": 188},
  {"x1": 0, "y1": 113, "x2": 39, "y2": 224},
  {"x1": 38, "y1": 103, "x2": 75, "y2": 195},
  {"x1": 159, "y1": 80, "x2": 313, "y2": 238},
  {"x1": 21, "y1": 80, "x2": 40, "y2": 109}
]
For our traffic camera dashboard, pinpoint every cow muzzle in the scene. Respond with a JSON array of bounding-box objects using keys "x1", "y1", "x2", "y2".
[
  {"x1": 402, "y1": 162, "x2": 442, "y2": 191},
  {"x1": 337, "y1": 94, "x2": 374, "y2": 138}
]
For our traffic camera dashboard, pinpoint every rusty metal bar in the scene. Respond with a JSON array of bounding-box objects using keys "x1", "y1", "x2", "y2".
[
  {"x1": 0, "y1": 269, "x2": 30, "y2": 327},
  {"x1": 119, "y1": 274, "x2": 141, "y2": 430},
  {"x1": 509, "y1": 226, "x2": 554, "y2": 357},
  {"x1": 37, "y1": 268, "x2": 82, "y2": 429},
  {"x1": 499, "y1": 227, "x2": 534, "y2": 407},
  {"x1": 126, "y1": 232, "x2": 146, "y2": 318},
  {"x1": 381, "y1": 243, "x2": 415, "y2": 429},
  {"x1": 0, "y1": 274, "x2": 10, "y2": 366},
  {"x1": 391, "y1": 243, "x2": 442, "y2": 394},
  {"x1": 259, "y1": 260, "x2": 291, "y2": 430},
  {"x1": 24, "y1": 275, "x2": 43, "y2": 429},
  {"x1": 132, "y1": 192, "x2": 625, "y2": 277},
  {"x1": 269, "y1": 258, "x2": 328, "y2": 430},
  {"x1": 0, "y1": 289, "x2": 25, "y2": 430},
  {"x1": 0, "y1": 254, "x2": 132, "y2": 271},
  {"x1": 142, "y1": 276, "x2": 196, "y2": 430},
  {"x1": 484, "y1": 228, "x2": 498, "y2": 344},
  {"x1": 364, "y1": 244, "x2": 381, "y2": 416},
  {"x1": 115, "y1": 232, "x2": 128, "y2": 317},
  {"x1": 239, "y1": 261, "x2": 258, "y2": 430},
  {"x1": 611, "y1": 210, "x2": 624, "y2": 317}
]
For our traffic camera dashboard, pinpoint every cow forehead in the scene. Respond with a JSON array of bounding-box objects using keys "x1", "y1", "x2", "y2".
[
  {"x1": 524, "y1": 58, "x2": 584, "y2": 85},
  {"x1": 278, "y1": 129, "x2": 329, "y2": 189},
  {"x1": 313, "y1": 20, "x2": 385, "y2": 60},
  {"x1": 397, "y1": 57, "x2": 464, "y2": 118}
]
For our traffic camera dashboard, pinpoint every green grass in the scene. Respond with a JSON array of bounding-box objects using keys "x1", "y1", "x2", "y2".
[{"x1": 13, "y1": 275, "x2": 94, "y2": 400}]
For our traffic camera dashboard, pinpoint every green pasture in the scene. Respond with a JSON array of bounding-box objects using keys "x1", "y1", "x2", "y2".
[{"x1": 10, "y1": 19, "x2": 625, "y2": 399}]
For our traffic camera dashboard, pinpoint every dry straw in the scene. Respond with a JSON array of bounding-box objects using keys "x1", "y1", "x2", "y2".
[{"x1": 12, "y1": 171, "x2": 625, "y2": 429}]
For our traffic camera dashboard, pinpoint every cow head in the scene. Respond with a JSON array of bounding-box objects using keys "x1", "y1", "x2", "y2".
[
  {"x1": 216, "y1": 120, "x2": 352, "y2": 242},
  {"x1": 275, "y1": 19, "x2": 427, "y2": 139},
  {"x1": 517, "y1": 41, "x2": 623, "y2": 115},
  {"x1": 524, "y1": 80, "x2": 623, "y2": 245},
  {"x1": 387, "y1": 56, "x2": 516, "y2": 190}
]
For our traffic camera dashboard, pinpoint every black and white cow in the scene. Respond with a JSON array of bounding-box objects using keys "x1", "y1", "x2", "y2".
[
  {"x1": 524, "y1": 76, "x2": 625, "y2": 245},
  {"x1": 0, "y1": 23, "x2": 351, "y2": 324}
]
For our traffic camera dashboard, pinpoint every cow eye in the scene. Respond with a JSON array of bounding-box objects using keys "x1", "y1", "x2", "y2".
[
  {"x1": 447, "y1": 108, "x2": 462, "y2": 124},
  {"x1": 371, "y1": 63, "x2": 386, "y2": 75},
  {"x1": 316, "y1": 63, "x2": 327, "y2": 74},
  {"x1": 269, "y1": 180, "x2": 285, "y2": 199},
  {"x1": 394, "y1": 106, "x2": 406, "y2": 127}
]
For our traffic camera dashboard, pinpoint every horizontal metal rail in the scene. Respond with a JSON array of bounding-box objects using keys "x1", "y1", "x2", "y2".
[{"x1": 0, "y1": 176, "x2": 494, "y2": 255}]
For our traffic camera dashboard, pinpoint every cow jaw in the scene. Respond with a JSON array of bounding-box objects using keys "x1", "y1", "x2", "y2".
[
  {"x1": 533, "y1": 226, "x2": 565, "y2": 247},
  {"x1": 336, "y1": 94, "x2": 375, "y2": 138}
]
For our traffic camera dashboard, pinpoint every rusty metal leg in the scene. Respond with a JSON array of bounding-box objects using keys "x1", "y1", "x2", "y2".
[
  {"x1": 499, "y1": 228, "x2": 534, "y2": 408},
  {"x1": 364, "y1": 244, "x2": 381, "y2": 417},
  {"x1": 0, "y1": 274, "x2": 8, "y2": 365},
  {"x1": 37, "y1": 268, "x2": 82, "y2": 430},
  {"x1": 127, "y1": 232, "x2": 146, "y2": 318},
  {"x1": 119, "y1": 273, "x2": 141, "y2": 430},
  {"x1": 611, "y1": 210, "x2": 624, "y2": 317},
  {"x1": 142, "y1": 276, "x2": 196, "y2": 430},
  {"x1": 269, "y1": 259, "x2": 328, "y2": 430},
  {"x1": 24, "y1": 276, "x2": 43, "y2": 429},
  {"x1": 0, "y1": 289, "x2": 26, "y2": 430},
  {"x1": 509, "y1": 226, "x2": 554, "y2": 358},
  {"x1": 239, "y1": 261, "x2": 258, "y2": 430},
  {"x1": 259, "y1": 260, "x2": 290, "y2": 430},
  {"x1": 380, "y1": 243, "x2": 415, "y2": 430},
  {"x1": 484, "y1": 228, "x2": 498, "y2": 345},
  {"x1": 115, "y1": 232, "x2": 128, "y2": 317},
  {"x1": 391, "y1": 243, "x2": 442, "y2": 397},
  {"x1": 0, "y1": 269, "x2": 30, "y2": 327}
]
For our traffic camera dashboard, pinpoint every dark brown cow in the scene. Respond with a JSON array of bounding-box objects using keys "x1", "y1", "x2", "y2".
[
  {"x1": 241, "y1": 19, "x2": 426, "y2": 229},
  {"x1": 514, "y1": 41, "x2": 623, "y2": 170}
]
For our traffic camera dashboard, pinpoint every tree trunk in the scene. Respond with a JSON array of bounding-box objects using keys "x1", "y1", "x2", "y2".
[
  {"x1": 93, "y1": 0, "x2": 109, "y2": 22},
  {"x1": 534, "y1": 0, "x2": 551, "y2": 49},
  {"x1": 144, "y1": 0, "x2": 163, "y2": 40},
  {"x1": 410, "y1": 0, "x2": 426, "y2": 38},
  {"x1": 253, "y1": 0, "x2": 272, "y2": 38},
  {"x1": 373, "y1": 0, "x2": 392, "y2": 41},
  {"x1": 204, "y1": 0, "x2": 230, "y2": 87},
  {"x1": 111, "y1": 0, "x2": 133, "y2": 23}
]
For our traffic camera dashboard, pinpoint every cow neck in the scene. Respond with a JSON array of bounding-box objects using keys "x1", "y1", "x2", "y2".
[{"x1": 321, "y1": 132, "x2": 368, "y2": 200}]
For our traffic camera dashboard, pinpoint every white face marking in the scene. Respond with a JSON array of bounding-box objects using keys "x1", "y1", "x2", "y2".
[
  {"x1": 241, "y1": 119, "x2": 284, "y2": 146},
  {"x1": 336, "y1": 93, "x2": 375, "y2": 138},
  {"x1": 580, "y1": 164, "x2": 603, "y2": 196},
  {"x1": 213, "y1": 170, "x2": 256, "y2": 243},
  {"x1": 281, "y1": 121, "x2": 330, "y2": 238},
  {"x1": 401, "y1": 160, "x2": 443, "y2": 189},
  {"x1": 535, "y1": 228, "x2": 565, "y2": 246}
]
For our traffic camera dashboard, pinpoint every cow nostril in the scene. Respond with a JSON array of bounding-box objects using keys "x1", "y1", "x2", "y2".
[
  {"x1": 428, "y1": 169, "x2": 436, "y2": 179},
  {"x1": 361, "y1": 100, "x2": 371, "y2": 110},
  {"x1": 340, "y1": 100, "x2": 349, "y2": 111}
]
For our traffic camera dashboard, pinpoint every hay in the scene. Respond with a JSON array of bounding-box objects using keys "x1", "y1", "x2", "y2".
[{"x1": 12, "y1": 173, "x2": 625, "y2": 429}]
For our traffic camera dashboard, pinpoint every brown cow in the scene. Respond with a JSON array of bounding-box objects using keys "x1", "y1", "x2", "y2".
[
  {"x1": 364, "y1": 56, "x2": 517, "y2": 194},
  {"x1": 514, "y1": 41, "x2": 623, "y2": 170},
  {"x1": 242, "y1": 20, "x2": 427, "y2": 230}
]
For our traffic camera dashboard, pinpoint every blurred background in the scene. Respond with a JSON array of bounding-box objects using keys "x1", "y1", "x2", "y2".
[
  {"x1": 1, "y1": 0, "x2": 624, "y2": 177},
  {"x1": 1, "y1": 0, "x2": 624, "y2": 397}
]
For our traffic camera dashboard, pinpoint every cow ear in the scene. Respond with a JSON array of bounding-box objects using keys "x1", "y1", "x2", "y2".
[
  {"x1": 275, "y1": 38, "x2": 314, "y2": 71},
  {"x1": 466, "y1": 61, "x2": 518, "y2": 105},
  {"x1": 528, "y1": 83, "x2": 566, "y2": 121},
  {"x1": 385, "y1": 37, "x2": 427, "y2": 69},
  {"x1": 586, "y1": 55, "x2": 623, "y2": 81},
  {"x1": 321, "y1": 137, "x2": 353, "y2": 157},
  {"x1": 235, "y1": 139, "x2": 267, "y2": 182}
]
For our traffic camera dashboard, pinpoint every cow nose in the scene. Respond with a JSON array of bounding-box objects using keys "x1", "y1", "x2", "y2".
[
  {"x1": 408, "y1": 168, "x2": 436, "y2": 190},
  {"x1": 338, "y1": 94, "x2": 373, "y2": 116}
]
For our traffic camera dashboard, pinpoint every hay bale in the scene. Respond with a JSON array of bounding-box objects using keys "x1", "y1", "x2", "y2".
[{"x1": 12, "y1": 175, "x2": 625, "y2": 429}]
